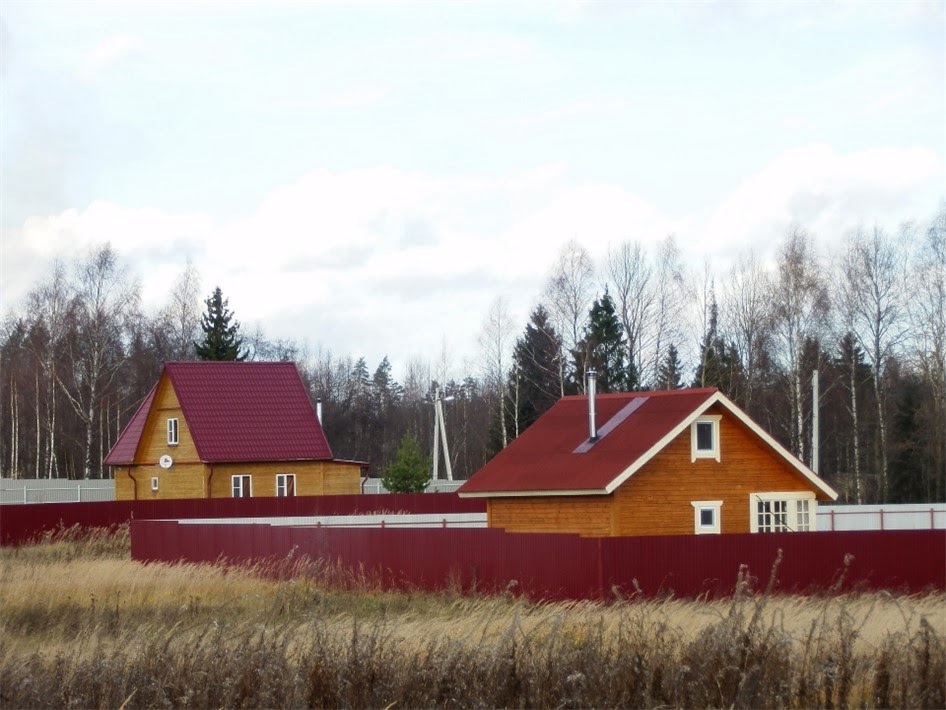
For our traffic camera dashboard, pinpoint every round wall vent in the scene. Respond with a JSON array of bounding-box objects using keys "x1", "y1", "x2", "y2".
[{"x1": 158, "y1": 454, "x2": 173, "y2": 469}]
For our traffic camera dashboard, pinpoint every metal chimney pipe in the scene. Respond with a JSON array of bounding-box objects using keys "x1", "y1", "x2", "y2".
[
  {"x1": 316, "y1": 398, "x2": 323, "y2": 425},
  {"x1": 587, "y1": 369, "x2": 598, "y2": 441}
]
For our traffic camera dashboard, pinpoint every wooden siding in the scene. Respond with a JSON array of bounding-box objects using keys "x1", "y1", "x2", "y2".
[
  {"x1": 488, "y1": 496, "x2": 615, "y2": 537},
  {"x1": 612, "y1": 404, "x2": 814, "y2": 536},
  {"x1": 114, "y1": 467, "x2": 135, "y2": 500},
  {"x1": 322, "y1": 462, "x2": 363, "y2": 495},
  {"x1": 113, "y1": 372, "x2": 363, "y2": 500},
  {"x1": 138, "y1": 377, "x2": 200, "y2": 465},
  {"x1": 488, "y1": 404, "x2": 820, "y2": 537},
  {"x1": 209, "y1": 461, "x2": 361, "y2": 498}
]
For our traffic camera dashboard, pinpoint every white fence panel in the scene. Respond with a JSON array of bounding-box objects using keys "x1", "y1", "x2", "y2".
[
  {"x1": 0, "y1": 479, "x2": 115, "y2": 505},
  {"x1": 817, "y1": 504, "x2": 946, "y2": 531},
  {"x1": 360, "y1": 479, "x2": 465, "y2": 495}
]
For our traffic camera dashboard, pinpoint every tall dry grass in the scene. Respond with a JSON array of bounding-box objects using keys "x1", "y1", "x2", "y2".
[{"x1": 1, "y1": 525, "x2": 943, "y2": 708}]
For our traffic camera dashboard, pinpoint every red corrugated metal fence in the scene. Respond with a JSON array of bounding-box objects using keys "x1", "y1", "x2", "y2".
[
  {"x1": 0, "y1": 494, "x2": 485, "y2": 545},
  {"x1": 130, "y1": 522, "x2": 945, "y2": 600}
]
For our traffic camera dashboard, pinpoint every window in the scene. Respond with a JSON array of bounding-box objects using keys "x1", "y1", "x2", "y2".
[
  {"x1": 691, "y1": 500, "x2": 722, "y2": 534},
  {"x1": 167, "y1": 418, "x2": 179, "y2": 446},
  {"x1": 151, "y1": 476, "x2": 159, "y2": 492},
  {"x1": 276, "y1": 473, "x2": 296, "y2": 497},
  {"x1": 232, "y1": 474, "x2": 252, "y2": 498},
  {"x1": 691, "y1": 415, "x2": 721, "y2": 462},
  {"x1": 796, "y1": 499, "x2": 811, "y2": 531},
  {"x1": 750, "y1": 493, "x2": 817, "y2": 532}
]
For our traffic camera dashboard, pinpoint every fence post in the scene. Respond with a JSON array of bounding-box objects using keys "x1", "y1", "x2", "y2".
[
  {"x1": 830, "y1": 509, "x2": 835, "y2": 531},
  {"x1": 932, "y1": 508, "x2": 935, "y2": 530},
  {"x1": 879, "y1": 508, "x2": 884, "y2": 531},
  {"x1": 77, "y1": 484, "x2": 81, "y2": 503}
]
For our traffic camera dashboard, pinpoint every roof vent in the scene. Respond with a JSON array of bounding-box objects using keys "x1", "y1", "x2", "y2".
[
  {"x1": 316, "y1": 398, "x2": 323, "y2": 425},
  {"x1": 587, "y1": 369, "x2": 598, "y2": 442}
]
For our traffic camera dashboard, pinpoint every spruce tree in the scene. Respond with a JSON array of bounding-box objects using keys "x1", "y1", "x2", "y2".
[
  {"x1": 194, "y1": 287, "x2": 247, "y2": 361},
  {"x1": 501, "y1": 305, "x2": 563, "y2": 445},
  {"x1": 572, "y1": 291, "x2": 630, "y2": 393},
  {"x1": 381, "y1": 434, "x2": 430, "y2": 493},
  {"x1": 658, "y1": 344, "x2": 683, "y2": 390}
]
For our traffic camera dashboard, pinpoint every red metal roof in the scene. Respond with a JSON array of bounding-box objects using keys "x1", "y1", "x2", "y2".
[
  {"x1": 104, "y1": 361, "x2": 333, "y2": 465},
  {"x1": 459, "y1": 389, "x2": 719, "y2": 495},
  {"x1": 103, "y1": 385, "x2": 157, "y2": 465}
]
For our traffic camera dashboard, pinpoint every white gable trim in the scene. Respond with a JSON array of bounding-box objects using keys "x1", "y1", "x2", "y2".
[
  {"x1": 712, "y1": 392, "x2": 839, "y2": 500},
  {"x1": 604, "y1": 391, "x2": 837, "y2": 499}
]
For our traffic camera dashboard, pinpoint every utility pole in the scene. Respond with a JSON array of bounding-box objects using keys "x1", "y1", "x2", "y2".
[
  {"x1": 431, "y1": 386, "x2": 454, "y2": 481},
  {"x1": 812, "y1": 369, "x2": 820, "y2": 475}
]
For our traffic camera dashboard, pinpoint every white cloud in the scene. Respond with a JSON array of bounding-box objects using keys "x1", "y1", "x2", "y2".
[
  {"x1": 700, "y1": 144, "x2": 943, "y2": 265},
  {"x1": 80, "y1": 34, "x2": 140, "y2": 81}
]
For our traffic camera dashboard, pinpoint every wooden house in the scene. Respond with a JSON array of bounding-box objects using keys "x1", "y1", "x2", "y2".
[
  {"x1": 105, "y1": 361, "x2": 365, "y2": 500},
  {"x1": 458, "y1": 386, "x2": 838, "y2": 537}
]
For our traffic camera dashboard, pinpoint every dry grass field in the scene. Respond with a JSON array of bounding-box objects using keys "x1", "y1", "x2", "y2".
[{"x1": 1, "y1": 525, "x2": 943, "y2": 709}]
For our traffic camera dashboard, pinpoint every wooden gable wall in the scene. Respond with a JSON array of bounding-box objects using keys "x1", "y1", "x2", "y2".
[{"x1": 487, "y1": 404, "x2": 818, "y2": 537}]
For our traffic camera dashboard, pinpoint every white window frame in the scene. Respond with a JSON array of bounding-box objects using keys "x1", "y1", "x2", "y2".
[
  {"x1": 231, "y1": 474, "x2": 252, "y2": 498},
  {"x1": 750, "y1": 492, "x2": 817, "y2": 533},
  {"x1": 151, "y1": 476, "x2": 159, "y2": 492},
  {"x1": 691, "y1": 500, "x2": 722, "y2": 534},
  {"x1": 276, "y1": 473, "x2": 296, "y2": 497},
  {"x1": 691, "y1": 415, "x2": 721, "y2": 462},
  {"x1": 167, "y1": 418, "x2": 179, "y2": 446}
]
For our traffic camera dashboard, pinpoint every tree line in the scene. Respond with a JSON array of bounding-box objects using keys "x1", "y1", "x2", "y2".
[{"x1": 1, "y1": 203, "x2": 943, "y2": 504}]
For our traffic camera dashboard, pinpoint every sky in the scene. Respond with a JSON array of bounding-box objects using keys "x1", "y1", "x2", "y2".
[{"x1": 1, "y1": 0, "x2": 943, "y2": 379}]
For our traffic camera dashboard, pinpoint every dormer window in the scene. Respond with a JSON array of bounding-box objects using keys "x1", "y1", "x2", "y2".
[
  {"x1": 691, "y1": 415, "x2": 721, "y2": 462},
  {"x1": 167, "y1": 418, "x2": 179, "y2": 446}
]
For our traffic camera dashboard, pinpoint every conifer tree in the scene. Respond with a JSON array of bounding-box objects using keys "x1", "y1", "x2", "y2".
[
  {"x1": 502, "y1": 305, "x2": 562, "y2": 444},
  {"x1": 381, "y1": 434, "x2": 430, "y2": 493},
  {"x1": 194, "y1": 287, "x2": 247, "y2": 361},
  {"x1": 657, "y1": 344, "x2": 683, "y2": 390},
  {"x1": 573, "y1": 291, "x2": 631, "y2": 393}
]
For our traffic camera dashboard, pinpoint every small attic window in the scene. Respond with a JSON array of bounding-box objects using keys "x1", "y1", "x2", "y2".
[
  {"x1": 691, "y1": 415, "x2": 721, "y2": 462},
  {"x1": 167, "y1": 418, "x2": 179, "y2": 446}
]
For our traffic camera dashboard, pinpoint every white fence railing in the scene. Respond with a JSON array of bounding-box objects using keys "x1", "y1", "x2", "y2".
[
  {"x1": 177, "y1": 512, "x2": 488, "y2": 529},
  {"x1": 817, "y1": 504, "x2": 946, "y2": 531},
  {"x1": 0, "y1": 479, "x2": 115, "y2": 505},
  {"x1": 0, "y1": 478, "x2": 464, "y2": 504}
]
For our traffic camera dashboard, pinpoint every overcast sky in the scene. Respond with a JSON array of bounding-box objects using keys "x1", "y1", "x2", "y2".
[{"x1": 2, "y1": 0, "x2": 943, "y2": 379}]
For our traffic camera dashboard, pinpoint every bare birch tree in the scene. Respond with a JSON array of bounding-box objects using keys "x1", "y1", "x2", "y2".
[
  {"x1": 642, "y1": 235, "x2": 690, "y2": 388},
  {"x1": 605, "y1": 240, "x2": 652, "y2": 388},
  {"x1": 58, "y1": 244, "x2": 140, "y2": 478},
  {"x1": 721, "y1": 250, "x2": 772, "y2": 411},
  {"x1": 771, "y1": 227, "x2": 830, "y2": 463},
  {"x1": 910, "y1": 205, "x2": 946, "y2": 501},
  {"x1": 159, "y1": 259, "x2": 202, "y2": 360},
  {"x1": 544, "y1": 240, "x2": 594, "y2": 393},
  {"x1": 25, "y1": 262, "x2": 72, "y2": 478},
  {"x1": 837, "y1": 226, "x2": 908, "y2": 500},
  {"x1": 478, "y1": 296, "x2": 514, "y2": 448}
]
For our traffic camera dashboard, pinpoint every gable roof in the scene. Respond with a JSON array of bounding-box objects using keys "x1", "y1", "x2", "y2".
[
  {"x1": 104, "y1": 361, "x2": 333, "y2": 465},
  {"x1": 458, "y1": 388, "x2": 838, "y2": 500}
]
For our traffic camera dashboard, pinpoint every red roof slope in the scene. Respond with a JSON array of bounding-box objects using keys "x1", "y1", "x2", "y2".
[
  {"x1": 460, "y1": 389, "x2": 717, "y2": 495},
  {"x1": 104, "y1": 361, "x2": 333, "y2": 465},
  {"x1": 103, "y1": 385, "x2": 157, "y2": 465}
]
